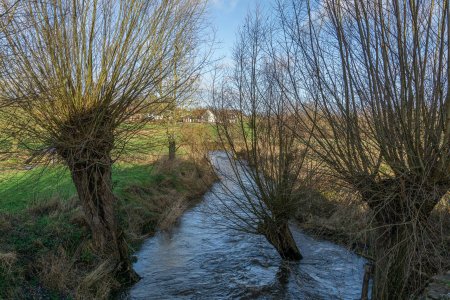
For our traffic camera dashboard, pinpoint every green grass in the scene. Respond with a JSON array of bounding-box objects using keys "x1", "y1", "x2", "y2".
[
  {"x1": 0, "y1": 163, "x2": 158, "y2": 214},
  {"x1": 0, "y1": 167, "x2": 75, "y2": 213},
  {"x1": 121, "y1": 122, "x2": 217, "y2": 157},
  {"x1": 0, "y1": 122, "x2": 217, "y2": 298},
  {"x1": 0, "y1": 122, "x2": 216, "y2": 169},
  {"x1": 0, "y1": 122, "x2": 217, "y2": 214},
  {"x1": 0, "y1": 157, "x2": 214, "y2": 299}
]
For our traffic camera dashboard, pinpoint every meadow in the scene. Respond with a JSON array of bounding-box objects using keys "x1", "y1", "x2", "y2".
[{"x1": 0, "y1": 122, "x2": 217, "y2": 299}]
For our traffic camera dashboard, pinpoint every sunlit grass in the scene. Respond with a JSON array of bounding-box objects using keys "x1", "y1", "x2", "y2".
[
  {"x1": 0, "y1": 122, "x2": 216, "y2": 214},
  {"x1": 0, "y1": 163, "x2": 159, "y2": 214}
]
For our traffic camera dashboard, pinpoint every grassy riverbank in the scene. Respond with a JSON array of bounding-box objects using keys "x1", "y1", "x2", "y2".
[
  {"x1": 0, "y1": 123, "x2": 217, "y2": 299},
  {"x1": 0, "y1": 157, "x2": 216, "y2": 299}
]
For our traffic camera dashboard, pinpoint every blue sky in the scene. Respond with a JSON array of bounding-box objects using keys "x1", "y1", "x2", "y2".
[
  {"x1": 207, "y1": 0, "x2": 269, "y2": 65},
  {"x1": 197, "y1": 0, "x2": 271, "y2": 104}
]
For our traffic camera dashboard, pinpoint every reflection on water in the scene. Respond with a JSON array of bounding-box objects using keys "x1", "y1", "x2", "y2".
[{"x1": 121, "y1": 152, "x2": 370, "y2": 299}]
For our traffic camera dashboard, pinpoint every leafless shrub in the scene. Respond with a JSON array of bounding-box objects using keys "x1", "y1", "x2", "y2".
[
  {"x1": 211, "y1": 9, "x2": 318, "y2": 261},
  {"x1": 181, "y1": 124, "x2": 218, "y2": 161}
]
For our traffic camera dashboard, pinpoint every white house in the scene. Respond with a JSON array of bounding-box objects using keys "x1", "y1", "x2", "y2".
[
  {"x1": 203, "y1": 109, "x2": 216, "y2": 123},
  {"x1": 183, "y1": 109, "x2": 216, "y2": 123}
]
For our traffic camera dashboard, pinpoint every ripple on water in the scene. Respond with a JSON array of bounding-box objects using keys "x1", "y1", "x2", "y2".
[{"x1": 121, "y1": 152, "x2": 371, "y2": 300}]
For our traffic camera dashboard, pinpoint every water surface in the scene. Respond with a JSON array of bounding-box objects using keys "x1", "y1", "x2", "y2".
[{"x1": 122, "y1": 152, "x2": 369, "y2": 299}]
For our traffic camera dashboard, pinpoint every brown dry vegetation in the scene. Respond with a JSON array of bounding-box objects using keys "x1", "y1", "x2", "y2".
[{"x1": 293, "y1": 175, "x2": 450, "y2": 285}]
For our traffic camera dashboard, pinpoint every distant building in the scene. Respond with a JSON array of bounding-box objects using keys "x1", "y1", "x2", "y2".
[
  {"x1": 127, "y1": 113, "x2": 144, "y2": 122},
  {"x1": 137, "y1": 107, "x2": 241, "y2": 124},
  {"x1": 183, "y1": 109, "x2": 216, "y2": 123},
  {"x1": 214, "y1": 109, "x2": 240, "y2": 124},
  {"x1": 182, "y1": 108, "x2": 241, "y2": 124},
  {"x1": 147, "y1": 113, "x2": 164, "y2": 121},
  {"x1": 203, "y1": 109, "x2": 216, "y2": 123}
]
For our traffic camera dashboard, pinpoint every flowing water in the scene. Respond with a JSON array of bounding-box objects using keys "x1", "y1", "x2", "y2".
[{"x1": 121, "y1": 152, "x2": 370, "y2": 299}]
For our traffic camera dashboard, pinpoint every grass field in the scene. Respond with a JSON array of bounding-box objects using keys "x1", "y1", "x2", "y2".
[
  {"x1": 0, "y1": 122, "x2": 217, "y2": 299},
  {"x1": 0, "y1": 163, "x2": 156, "y2": 214},
  {"x1": 0, "y1": 122, "x2": 217, "y2": 211}
]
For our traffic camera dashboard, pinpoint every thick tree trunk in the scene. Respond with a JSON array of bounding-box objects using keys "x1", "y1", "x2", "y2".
[
  {"x1": 69, "y1": 159, "x2": 117, "y2": 249},
  {"x1": 372, "y1": 222, "x2": 412, "y2": 299},
  {"x1": 168, "y1": 137, "x2": 176, "y2": 160},
  {"x1": 362, "y1": 178, "x2": 447, "y2": 299},
  {"x1": 261, "y1": 220, "x2": 302, "y2": 261},
  {"x1": 68, "y1": 156, "x2": 138, "y2": 284},
  {"x1": 56, "y1": 111, "x2": 138, "y2": 284}
]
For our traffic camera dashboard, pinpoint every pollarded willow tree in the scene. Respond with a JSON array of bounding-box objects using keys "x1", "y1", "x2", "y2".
[
  {"x1": 0, "y1": 0, "x2": 208, "y2": 280},
  {"x1": 212, "y1": 11, "x2": 312, "y2": 261},
  {"x1": 276, "y1": 0, "x2": 449, "y2": 297},
  {"x1": 160, "y1": 37, "x2": 200, "y2": 161}
]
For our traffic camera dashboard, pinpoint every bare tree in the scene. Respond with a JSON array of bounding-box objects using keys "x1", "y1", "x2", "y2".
[
  {"x1": 212, "y1": 10, "x2": 313, "y2": 261},
  {"x1": 155, "y1": 21, "x2": 204, "y2": 161},
  {"x1": 0, "y1": 0, "x2": 208, "y2": 281},
  {"x1": 276, "y1": 0, "x2": 449, "y2": 297},
  {"x1": 161, "y1": 64, "x2": 197, "y2": 161}
]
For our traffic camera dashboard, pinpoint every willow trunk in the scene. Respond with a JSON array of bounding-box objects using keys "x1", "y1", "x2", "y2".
[
  {"x1": 168, "y1": 137, "x2": 176, "y2": 160},
  {"x1": 263, "y1": 221, "x2": 302, "y2": 261},
  {"x1": 68, "y1": 155, "x2": 137, "y2": 283},
  {"x1": 365, "y1": 181, "x2": 445, "y2": 299}
]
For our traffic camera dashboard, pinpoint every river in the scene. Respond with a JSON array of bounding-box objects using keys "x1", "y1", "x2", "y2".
[{"x1": 121, "y1": 152, "x2": 370, "y2": 299}]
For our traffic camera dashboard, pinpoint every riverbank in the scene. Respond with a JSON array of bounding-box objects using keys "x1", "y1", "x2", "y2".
[
  {"x1": 0, "y1": 156, "x2": 216, "y2": 299},
  {"x1": 293, "y1": 185, "x2": 450, "y2": 297},
  {"x1": 293, "y1": 186, "x2": 371, "y2": 255}
]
